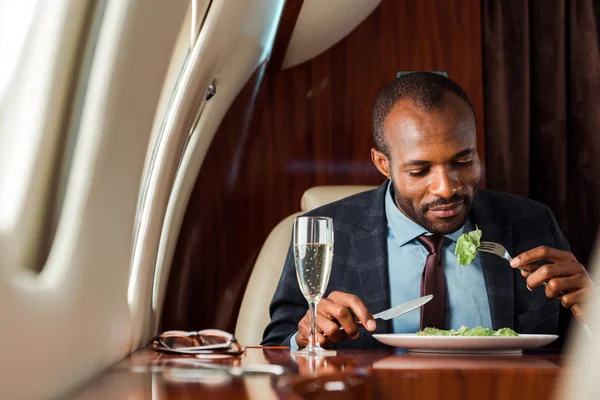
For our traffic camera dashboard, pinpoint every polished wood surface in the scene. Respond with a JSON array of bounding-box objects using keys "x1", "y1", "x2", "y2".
[
  {"x1": 162, "y1": 0, "x2": 486, "y2": 335},
  {"x1": 70, "y1": 347, "x2": 562, "y2": 399}
]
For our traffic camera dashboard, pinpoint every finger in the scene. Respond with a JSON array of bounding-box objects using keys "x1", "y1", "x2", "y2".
[
  {"x1": 562, "y1": 286, "x2": 596, "y2": 310},
  {"x1": 520, "y1": 264, "x2": 537, "y2": 278},
  {"x1": 511, "y1": 246, "x2": 576, "y2": 268},
  {"x1": 316, "y1": 331, "x2": 331, "y2": 347},
  {"x1": 317, "y1": 309, "x2": 358, "y2": 341},
  {"x1": 525, "y1": 262, "x2": 584, "y2": 290},
  {"x1": 560, "y1": 289, "x2": 590, "y2": 309},
  {"x1": 571, "y1": 304, "x2": 584, "y2": 322},
  {"x1": 543, "y1": 274, "x2": 588, "y2": 298},
  {"x1": 520, "y1": 264, "x2": 538, "y2": 273},
  {"x1": 296, "y1": 313, "x2": 311, "y2": 347},
  {"x1": 298, "y1": 329, "x2": 329, "y2": 347},
  {"x1": 295, "y1": 331, "x2": 308, "y2": 348},
  {"x1": 328, "y1": 291, "x2": 376, "y2": 331},
  {"x1": 316, "y1": 313, "x2": 350, "y2": 343},
  {"x1": 297, "y1": 313, "x2": 332, "y2": 348},
  {"x1": 319, "y1": 297, "x2": 362, "y2": 337}
]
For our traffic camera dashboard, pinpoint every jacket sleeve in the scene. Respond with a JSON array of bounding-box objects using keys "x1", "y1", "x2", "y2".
[{"x1": 261, "y1": 239, "x2": 308, "y2": 346}]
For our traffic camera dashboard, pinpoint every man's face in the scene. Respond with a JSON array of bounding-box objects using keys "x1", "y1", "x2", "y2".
[{"x1": 371, "y1": 93, "x2": 481, "y2": 235}]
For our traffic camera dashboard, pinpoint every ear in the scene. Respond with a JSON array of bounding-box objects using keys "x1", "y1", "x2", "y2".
[{"x1": 371, "y1": 148, "x2": 391, "y2": 180}]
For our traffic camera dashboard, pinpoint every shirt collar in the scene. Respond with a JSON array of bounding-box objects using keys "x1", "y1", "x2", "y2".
[{"x1": 384, "y1": 180, "x2": 466, "y2": 247}]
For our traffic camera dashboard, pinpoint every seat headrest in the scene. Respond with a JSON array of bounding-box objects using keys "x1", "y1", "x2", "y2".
[{"x1": 301, "y1": 185, "x2": 378, "y2": 212}]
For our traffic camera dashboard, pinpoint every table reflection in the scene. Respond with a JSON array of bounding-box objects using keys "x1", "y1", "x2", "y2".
[
  {"x1": 372, "y1": 352, "x2": 562, "y2": 370},
  {"x1": 70, "y1": 347, "x2": 563, "y2": 400},
  {"x1": 292, "y1": 353, "x2": 360, "y2": 375},
  {"x1": 261, "y1": 347, "x2": 391, "y2": 375}
]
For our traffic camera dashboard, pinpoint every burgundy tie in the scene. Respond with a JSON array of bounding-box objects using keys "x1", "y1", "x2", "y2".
[{"x1": 417, "y1": 234, "x2": 446, "y2": 330}]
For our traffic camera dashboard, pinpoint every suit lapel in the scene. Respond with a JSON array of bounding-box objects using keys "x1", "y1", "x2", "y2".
[
  {"x1": 470, "y1": 192, "x2": 515, "y2": 329},
  {"x1": 353, "y1": 182, "x2": 392, "y2": 334}
]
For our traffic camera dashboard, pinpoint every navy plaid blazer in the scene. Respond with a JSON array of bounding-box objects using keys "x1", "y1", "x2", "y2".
[{"x1": 261, "y1": 181, "x2": 572, "y2": 349}]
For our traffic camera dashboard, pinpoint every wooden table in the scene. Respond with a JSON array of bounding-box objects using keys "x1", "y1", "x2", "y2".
[{"x1": 69, "y1": 346, "x2": 563, "y2": 399}]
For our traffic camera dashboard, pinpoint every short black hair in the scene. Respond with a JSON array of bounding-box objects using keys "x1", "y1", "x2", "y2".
[{"x1": 372, "y1": 72, "x2": 475, "y2": 156}]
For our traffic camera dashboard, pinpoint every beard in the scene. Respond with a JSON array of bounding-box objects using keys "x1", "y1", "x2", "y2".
[{"x1": 392, "y1": 181, "x2": 479, "y2": 235}]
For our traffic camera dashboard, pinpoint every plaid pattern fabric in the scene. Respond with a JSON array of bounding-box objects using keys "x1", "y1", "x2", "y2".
[{"x1": 261, "y1": 182, "x2": 571, "y2": 349}]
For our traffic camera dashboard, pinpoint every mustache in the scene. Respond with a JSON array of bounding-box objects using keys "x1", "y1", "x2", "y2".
[{"x1": 421, "y1": 194, "x2": 471, "y2": 212}]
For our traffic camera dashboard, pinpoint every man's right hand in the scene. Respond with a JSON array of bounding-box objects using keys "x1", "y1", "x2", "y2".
[{"x1": 295, "y1": 291, "x2": 377, "y2": 348}]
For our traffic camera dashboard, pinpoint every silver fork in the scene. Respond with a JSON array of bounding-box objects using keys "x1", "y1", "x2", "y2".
[
  {"x1": 479, "y1": 241, "x2": 550, "y2": 288},
  {"x1": 479, "y1": 241, "x2": 586, "y2": 322}
]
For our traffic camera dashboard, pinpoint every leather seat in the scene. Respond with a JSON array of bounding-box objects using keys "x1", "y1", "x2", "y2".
[{"x1": 234, "y1": 185, "x2": 377, "y2": 345}]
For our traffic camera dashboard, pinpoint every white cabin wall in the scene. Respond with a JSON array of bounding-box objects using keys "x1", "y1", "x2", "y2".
[{"x1": 0, "y1": 0, "x2": 187, "y2": 398}]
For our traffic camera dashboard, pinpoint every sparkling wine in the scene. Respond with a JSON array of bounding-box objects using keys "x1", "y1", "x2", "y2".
[{"x1": 294, "y1": 243, "x2": 333, "y2": 302}]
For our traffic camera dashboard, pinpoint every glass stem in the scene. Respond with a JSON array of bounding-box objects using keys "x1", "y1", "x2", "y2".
[{"x1": 308, "y1": 300, "x2": 318, "y2": 349}]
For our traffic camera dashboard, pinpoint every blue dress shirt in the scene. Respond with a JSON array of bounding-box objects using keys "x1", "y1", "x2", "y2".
[{"x1": 385, "y1": 181, "x2": 492, "y2": 333}]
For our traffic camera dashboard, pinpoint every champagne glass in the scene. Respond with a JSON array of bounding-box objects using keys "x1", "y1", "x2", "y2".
[{"x1": 292, "y1": 216, "x2": 336, "y2": 357}]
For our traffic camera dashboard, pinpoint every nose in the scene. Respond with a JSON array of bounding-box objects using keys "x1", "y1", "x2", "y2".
[{"x1": 429, "y1": 167, "x2": 460, "y2": 199}]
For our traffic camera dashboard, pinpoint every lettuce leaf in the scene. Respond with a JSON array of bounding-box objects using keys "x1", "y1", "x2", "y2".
[
  {"x1": 417, "y1": 325, "x2": 518, "y2": 337},
  {"x1": 493, "y1": 327, "x2": 519, "y2": 337},
  {"x1": 464, "y1": 326, "x2": 493, "y2": 336},
  {"x1": 455, "y1": 226, "x2": 482, "y2": 266},
  {"x1": 417, "y1": 327, "x2": 452, "y2": 336}
]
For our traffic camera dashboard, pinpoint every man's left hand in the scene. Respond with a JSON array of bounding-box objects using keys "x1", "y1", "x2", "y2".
[{"x1": 510, "y1": 246, "x2": 595, "y2": 319}]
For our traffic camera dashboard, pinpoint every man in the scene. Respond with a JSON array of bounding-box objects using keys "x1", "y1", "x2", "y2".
[{"x1": 262, "y1": 72, "x2": 593, "y2": 350}]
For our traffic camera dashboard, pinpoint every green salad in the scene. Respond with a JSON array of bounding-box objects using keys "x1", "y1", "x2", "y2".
[
  {"x1": 455, "y1": 226, "x2": 482, "y2": 266},
  {"x1": 417, "y1": 325, "x2": 518, "y2": 337}
]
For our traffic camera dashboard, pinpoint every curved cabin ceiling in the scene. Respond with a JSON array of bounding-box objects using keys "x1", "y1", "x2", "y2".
[{"x1": 282, "y1": 0, "x2": 382, "y2": 69}]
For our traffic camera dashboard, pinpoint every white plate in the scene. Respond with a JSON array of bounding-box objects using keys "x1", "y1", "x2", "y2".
[{"x1": 372, "y1": 333, "x2": 559, "y2": 354}]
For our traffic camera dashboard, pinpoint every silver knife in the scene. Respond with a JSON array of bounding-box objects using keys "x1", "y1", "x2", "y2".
[
  {"x1": 338, "y1": 294, "x2": 433, "y2": 331},
  {"x1": 372, "y1": 294, "x2": 433, "y2": 321}
]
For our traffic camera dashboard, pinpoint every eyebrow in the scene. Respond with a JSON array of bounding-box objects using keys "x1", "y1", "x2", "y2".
[{"x1": 402, "y1": 148, "x2": 476, "y2": 168}]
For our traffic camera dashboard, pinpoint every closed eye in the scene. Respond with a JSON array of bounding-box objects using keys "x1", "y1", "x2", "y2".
[
  {"x1": 408, "y1": 168, "x2": 429, "y2": 177},
  {"x1": 453, "y1": 160, "x2": 473, "y2": 166}
]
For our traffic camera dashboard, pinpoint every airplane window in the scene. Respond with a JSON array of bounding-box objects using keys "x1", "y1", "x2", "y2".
[
  {"x1": 0, "y1": 0, "x2": 90, "y2": 273},
  {"x1": 0, "y1": 0, "x2": 48, "y2": 272},
  {"x1": 0, "y1": 0, "x2": 43, "y2": 231},
  {"x1": 0, "y1": 0, "x2": 41, "y2": 102}
]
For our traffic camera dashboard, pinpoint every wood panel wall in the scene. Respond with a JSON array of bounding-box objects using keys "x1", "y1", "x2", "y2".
[{"x1": 161, "y1": 0, "x2": 485, "y2": 336}]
